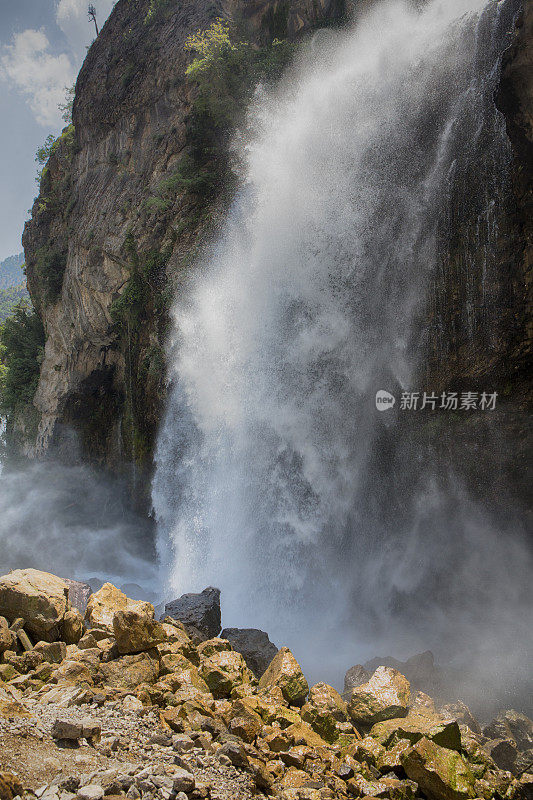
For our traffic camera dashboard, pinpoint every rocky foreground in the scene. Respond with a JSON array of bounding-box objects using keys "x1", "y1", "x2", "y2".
[{"x1": 0, "y1": 569, "x2": 531, "y2": 800}]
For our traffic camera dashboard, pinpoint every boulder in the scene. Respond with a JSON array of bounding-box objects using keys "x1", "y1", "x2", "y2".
[
  {"x1": 199, "y1": 649, "x2": 254, "y2": 698},
  {"x1": 371, "y1": 708, "x2": 462, "y2": 751},
  {"x1": 483, "y1": 710, "x2": 533, "y2": 752},
  {"x1": 99, "y1": 650, "x2": 160, "y2": 689},
  {"x1": 348, "y1": 666, "x2": 410, "y2": 726},
  {"x1": 220, "y1": 627, "x2": 278, "y2": 678},
  {"x1": 113, "y1": 608, "x2": 167, "y2": 654},
  {"x1": 34, "y1": 640, "x2": 67, "y2": 663},
  {"x1": 258, "y1": 647, "x2": 309, "y2": 706},
  {"x1": 485, "y1": 738, "x2": 519, "y2": 773},
  {"x1": 301, "y1": 682, "x2": 350, "y2": 743},
  {"x1": 439, "y1": 702, "x2": 481, "y2": 735},
  {"x1": 163, "y1": 587, "x2": 221, "y2": 640},
  {"x1": 85, "y1": 583, "x2": 153, "y2": 633},
  {"x1": 63, "y1": 579, "x2": 92, "y2": 614},
  {"x1": 344, "y1": 664, "x2": 372, "y2": 695},
  {"x1": 0, "y1": 628, "x2": 16, "y2": 654},
  {"x1": 61, "y1": 609, "x2": 84, "y2": 644},
  {"x1": 0, "y1": 569, "x2": 69, "y2": 641},
  {"x1": 401, "y1": 737, "x2": 475, "y2": 800}
]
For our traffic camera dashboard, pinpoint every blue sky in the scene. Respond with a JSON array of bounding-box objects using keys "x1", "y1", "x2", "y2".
[{"x1": 0, "y1": 0, "x2": 116, "y2": 262}]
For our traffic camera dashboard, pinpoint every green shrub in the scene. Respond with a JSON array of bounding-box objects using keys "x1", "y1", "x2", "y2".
[
  {"x1": 0, "y1": 305, "x2": 44, "y2": 417},
  {"x1": 34, "y1": 245, "x2": 68, "y2": 303}
]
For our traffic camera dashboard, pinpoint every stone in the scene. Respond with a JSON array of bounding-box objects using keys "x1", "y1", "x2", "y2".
[
  {"x1": 53, "y1": 660, "x2": 94, "y2": 685},
  {"x1": 0, "y1": 569, "x2": 69, "y2": 641},
  {"x1": 401, "y1": 737, "x2": 475, "y2": 800},
  {"x1": 51, "y1": 719, "x2": 84, "y2": 740},
  {"x1": 80, "y1": 718, "x2": 101, "y2": 740},
  {"x1": 301, "y1": 682, "x2": 350, "y2": 743},
  {"x1": 61, "y1": 609, "x2": 84, "y2": 644},
  {"x1": 218, "y1": 741, "x2": 250, "y2": 769},
  {"x1": 61, "y1": 579, "x2": 92, "y2": 615},
  {"x1": 0, "y1": 627, "x2": 16, "y2": 654},
  {"x1": 483, "y1": 711, "x2": 533, "y2": 752},
  {"x1": 348, "y1": 666, "x2": 410, "y2": 726},
  {"x1": 371, "y1": 708, "x2": 462, "y2": 751},
  {"x1": 123, "y1": 694, "x2": 143, "y2": 711},
  {"x1": 344, "y1": 664, "x2": 372, "y2": 694},
  {"x1": 171, "y1": 769, "x2": 195, "y2": 793},
  {"x1": 113, "y1": 608, "x2": 166, "y2": 654},
  {"x1": 16, "y1": 628, "x2": 33, "y2": 651},
  {"x1": 220, "y1": 627, "x2": 278, "y2": 677},
  {"x1": 77, "y1": 633, "x2": 98, "y2": 650},
  {"x1": 258, "y1": 647, "x2": 309, "y2": 706},
  {"x1": 77, "y1": 787, "x2": 104, "y2": 800},
  {"x1": 199, "y1": 649, "x2": 254, "y2": 698},
  {"x1": 99, "y1": 651, "x2": 160, "y2": 689},
  {"x1": 486, "y1": 739, "x2": 519, "y2": 773},
  {"x1": 0, "y1": 773, "x2": 24, "y2": 800},
  {"x1": 85, "y1": 583, "x2": 153, "y2": 633},
  {"x1": 163, "y1": 587, "x2": 221, "y2": 639},
  {"x1": 34, "y1": 641, "x2": 67, "y2": 663},
  {"x1": 439, "y1": 702, "x2": 481, "y2": 735}
]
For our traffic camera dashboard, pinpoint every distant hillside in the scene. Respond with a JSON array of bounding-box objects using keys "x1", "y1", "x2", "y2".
[
  {"x1": 0, "y1": 253, "x2": 25, "y2": 290},
  {"x1": 0, "y1": 284, "x2": 29, "y2": 323}
]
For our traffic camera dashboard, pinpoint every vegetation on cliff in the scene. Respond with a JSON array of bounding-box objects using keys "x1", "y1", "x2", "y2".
[{"x1": 0, "y1": 305, "x2": 44, "y2": 420}]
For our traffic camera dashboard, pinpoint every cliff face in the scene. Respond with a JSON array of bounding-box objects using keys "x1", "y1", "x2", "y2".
[
  {"x1": 20, "y1": 0, "x2": 532, "y2": 507},
  {"x1": 22, "y1": 0, "x2": 345, "y2": 504}
]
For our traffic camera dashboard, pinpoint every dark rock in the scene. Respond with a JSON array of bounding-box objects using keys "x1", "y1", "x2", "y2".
[
  {"x1": 485, "y1": 739, "x2": 518, "y2": 773},
  {"x1": 218, "y1": 741, "x2": 250, "y2": 770},
  {"x1": 163, "y1": 587, "x2": 221, "y2": 639},
  {"x1": 220, "y1": 627, "x2": 278, "y2": 677},
  {"x1": 51, "y1": 719, "x2": 84, "y2": 740},
  {"x1": 344, "y1": 664, "x2": 372, "y2": 694},
  {"x1": 483, "y1": 710, "x2": 533, "y2": 753}
]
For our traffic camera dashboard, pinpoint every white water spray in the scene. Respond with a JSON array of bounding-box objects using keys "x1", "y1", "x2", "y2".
[{"x1": 153, "y1": 0, "x2": 531, "y2": 703}]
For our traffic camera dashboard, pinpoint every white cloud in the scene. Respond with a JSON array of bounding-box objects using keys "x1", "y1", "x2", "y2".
[{"x1": 0, "y1": 29, "x2": 75, "y2": 127}]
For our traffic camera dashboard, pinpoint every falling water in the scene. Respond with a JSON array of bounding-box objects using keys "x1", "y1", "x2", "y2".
[{"x1": 153, "y1": 0, "x2": 531, "y2": 704}]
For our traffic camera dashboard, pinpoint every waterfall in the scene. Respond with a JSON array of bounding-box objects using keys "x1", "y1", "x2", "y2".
[{"x1": 152, "y1": 0, "x2": 531, "y2": 699}]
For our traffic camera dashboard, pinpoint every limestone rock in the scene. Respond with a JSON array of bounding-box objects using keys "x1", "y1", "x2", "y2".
[
  {"x1": 163, "y1": 587, "x2": 221, "y2": 639},
  {"x1": 85, "y1": 583, "x2": 153, "y2": 633},
  {"x1": 401, "y1": 736, "x2": 475, "y2": 800},
  {"x1": 220, "y1": 627, "x2": 278, "y2": 677},
  {"x1": 371, "y1": 708, "x2": 462, "y2": 751},
  {"x1": 113, "y1": 608, "x2": 166, "y2": 654},
  {"x1": 258, "y1": 647, "x2": 309, "y2": 706},
  {"x1": 348, "y1": 666, "x2": 410, "y2": 726},
  {"x1": 0, "y1": 568, "x2": 69, "y2": 641},
  {"x1": 0, "y1": 628, "x2": 16, "y2": 654}
]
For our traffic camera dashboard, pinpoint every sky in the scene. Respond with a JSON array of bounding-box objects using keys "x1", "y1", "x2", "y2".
[{"x1": 0, "y1": 0, "x2": 116, "y2": 262}]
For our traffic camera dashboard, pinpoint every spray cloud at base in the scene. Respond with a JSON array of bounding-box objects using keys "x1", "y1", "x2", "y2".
[{"x1": 152, "y1": 0, "x2": 532, "y2": 715}]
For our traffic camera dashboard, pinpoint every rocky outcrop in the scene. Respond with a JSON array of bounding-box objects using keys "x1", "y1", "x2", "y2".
[
  {"x1": 0, "y1": 569, "x2": 69, "y2": 642},
  {"x1": 19, "y1": 0, "x2": 346, "y2": 503},
  {"x1": 347, "y1": 666, "x2": 410, "y2": 727}
]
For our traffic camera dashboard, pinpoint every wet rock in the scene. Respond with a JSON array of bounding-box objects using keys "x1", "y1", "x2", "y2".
[
  {"x1": 348, "y1": 666, "x2": 410, "y2": 726},
  {"x1": 163, "y1": 587, "x2": 221, "y2": 640},
  {"x1": 0, "y1": 568, "x2": 69, "y2": 641},
  {"x1": 401, "y1": 736, "x2": 475, "y2": 800},
  {"x1": 220, "y1": 627, "x2": 278, "y2": 678},
  {"x1": 258, "y1": 647, "x2": 309, "y2": 706},
  {"x1": 113, "y1": 608, "x2": 166, "y2": 654}
]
